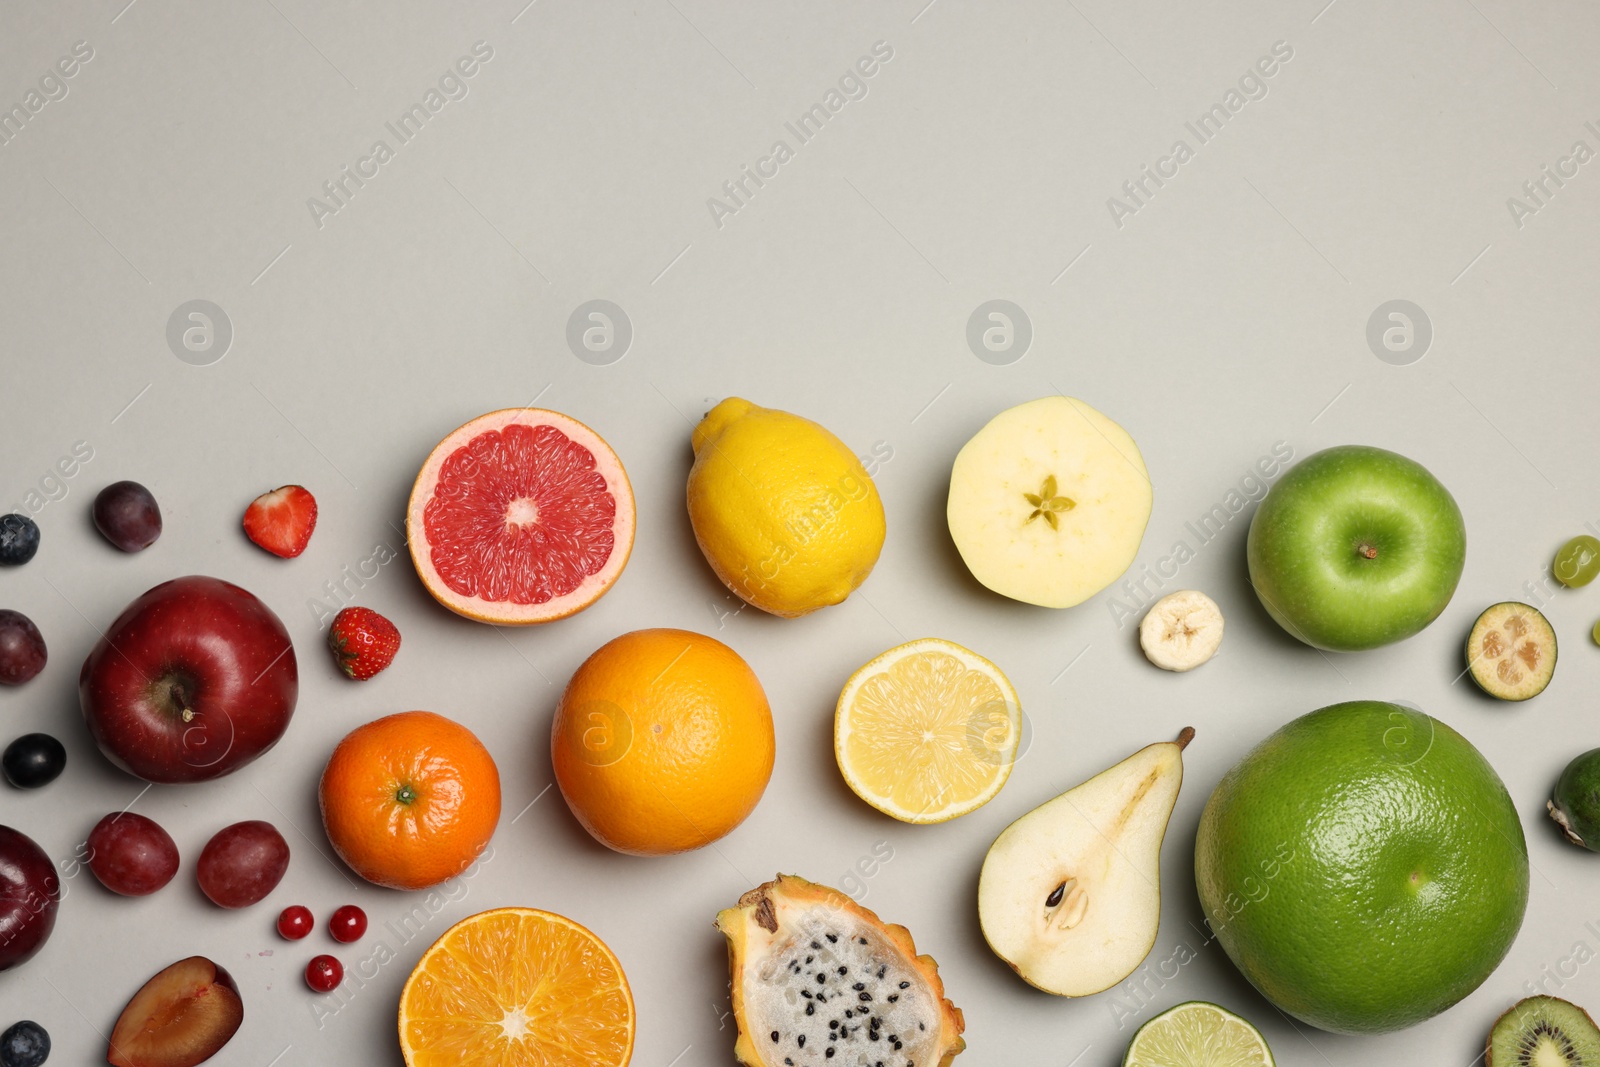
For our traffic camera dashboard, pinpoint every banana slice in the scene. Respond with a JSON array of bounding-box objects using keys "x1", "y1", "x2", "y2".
[{"x1": 1139, "y1": 590, "x2": 1224, "y2": 672}]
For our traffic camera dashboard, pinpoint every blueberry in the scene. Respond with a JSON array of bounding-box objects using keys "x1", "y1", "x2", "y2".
[
  {"x1": 2, "y1": 734, "x2": 66, "y2": 789},
  {"x1": 0, "y1": 515, "x2": 39, "y2": 567},
  {"x1": 0, "y1": 1020, "x2": 49, "y2": 1067}
]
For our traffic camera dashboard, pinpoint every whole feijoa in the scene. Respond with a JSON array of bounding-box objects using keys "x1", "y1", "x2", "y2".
[{"x1": 1550, "y1": 748, "x2": 1600, "y2": 852}]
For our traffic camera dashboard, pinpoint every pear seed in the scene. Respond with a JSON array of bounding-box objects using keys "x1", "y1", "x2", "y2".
[{"x1": 1055, "y1": 883, "x2": 1090, "y2": 930}]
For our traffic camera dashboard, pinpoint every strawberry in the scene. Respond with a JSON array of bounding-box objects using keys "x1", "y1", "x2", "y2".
[
  {"x1": 243, "y1": 485, "x2": 317, "y2": 558},
  {"x1": 328, "y1": 607, "x2": 400, "y2": 680}
]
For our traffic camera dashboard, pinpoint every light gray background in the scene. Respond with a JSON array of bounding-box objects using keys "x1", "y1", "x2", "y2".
[{"x1": 2, "y1": 0, "x2": 1599, "y2": 1064}]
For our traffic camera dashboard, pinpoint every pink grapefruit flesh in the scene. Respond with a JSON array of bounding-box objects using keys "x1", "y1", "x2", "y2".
[{"x1": 407, "y1": 409, "x2": 635, "y2": 624}]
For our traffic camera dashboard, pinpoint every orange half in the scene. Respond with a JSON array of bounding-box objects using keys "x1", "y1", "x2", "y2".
[{"x1": 399, "y1": 907, "x2": 635, "y2": 1067}]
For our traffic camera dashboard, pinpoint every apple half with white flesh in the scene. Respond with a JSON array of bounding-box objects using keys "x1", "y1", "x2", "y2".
[
  {"x1": 978, "y1": 728, "x2": 1192, "y2": 996},
  {"x1": 947, "y1": 396, "x2": 1152, "y2": 608}
]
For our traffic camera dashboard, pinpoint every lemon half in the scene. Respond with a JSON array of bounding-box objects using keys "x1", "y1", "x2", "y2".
[{"x1": 835, "y1": 638, "x2": 1021, "y2": 823}]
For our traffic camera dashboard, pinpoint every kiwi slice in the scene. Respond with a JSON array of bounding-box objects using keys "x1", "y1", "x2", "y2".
[
  {"x1": 1467, "y1": 602, "x2": 1556, "y2": 701},
  {"x1": 1488, "y1": 995, "x2": 1600, "y2": 1066}
]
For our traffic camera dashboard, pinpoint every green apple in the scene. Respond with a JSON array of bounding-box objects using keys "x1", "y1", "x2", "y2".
[{"x1": 1246, "y1": 445, "x2": 1465, "y2": 651}]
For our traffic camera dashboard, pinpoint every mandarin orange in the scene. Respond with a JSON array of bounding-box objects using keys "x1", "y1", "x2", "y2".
[{"x1": 319, "y1": 710, "x2": 500, "y2": 890}]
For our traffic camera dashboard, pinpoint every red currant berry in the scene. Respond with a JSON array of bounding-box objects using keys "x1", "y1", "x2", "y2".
[
  {"x1": 277, "y1": 905, "x2": 313, "y2": 940},
  {"x1": 329, "y1": 904, "x2": 367, "y2": 943},
  {"x1": 305, "y1": 954, "x2": 343, "y2": 993}
]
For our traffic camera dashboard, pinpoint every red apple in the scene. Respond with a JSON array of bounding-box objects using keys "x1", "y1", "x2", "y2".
[
  {"x1": 80, "y1": 576, "x2": 298, "y2": 783},
  {"x1": 0, "y1": 824, "x2": 60, "y2": 971}
]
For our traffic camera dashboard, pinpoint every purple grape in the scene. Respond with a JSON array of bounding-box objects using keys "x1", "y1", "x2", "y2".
[
  {"x1": 87, "y1": 812, "x2": 180, "y2": 896},
  {"x1": 93, "y1": 481, "x2": 162, "y2": 552},
  {"x1": 196, "y1": 821, "x2": 289, "y2": 908},
  {"x1": 0, "y1": 611, "x2": 46, "y2": 686}
]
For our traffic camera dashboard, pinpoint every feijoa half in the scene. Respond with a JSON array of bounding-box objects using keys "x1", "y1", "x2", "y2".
[
  {"x1": 1487, "y1": 995, "x2": 1600, "y2": 1066},
  {"x1": 1466, "y1": 602, "x2": 1556, "y2": 701},
  {"x1": 1550, "y1": 748, "x2": 1600, "y2": 852}
]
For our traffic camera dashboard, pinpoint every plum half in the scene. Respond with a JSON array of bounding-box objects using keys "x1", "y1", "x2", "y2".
[{"x1": 109, "y1": 956, "x2": 243, "y2": 1067}]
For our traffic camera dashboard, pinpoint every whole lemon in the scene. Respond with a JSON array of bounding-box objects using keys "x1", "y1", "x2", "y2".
[
  {"x1": 1195, "y1": 700, "x2": 1528, "y2": 1034},
  {"x1": 687, "y1": 398, "x2": 885, "y2": 618}
]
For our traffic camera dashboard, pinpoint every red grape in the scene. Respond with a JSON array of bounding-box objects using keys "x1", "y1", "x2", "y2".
[
  {"x1": 0, "y1": 610, "x2": 46, "y2": 686},
  {"x1": 86, "y1": 812, "x2": 179, "y2": 896},
  {"x1": 328, "y1": 904, "x2": 367, "y2": 943},
  {"x1": 196, "y1": 820, "x2": 289, "y2": 908},
  {"x1": 93, "y1": 481, "x2": 162, "y2": 552},
  {"x1": 305, "y1": 955, "x2": 342, "y2": 993},
  {"x1": 277, "y1": 905, "x2": 313, "y2": 940}
]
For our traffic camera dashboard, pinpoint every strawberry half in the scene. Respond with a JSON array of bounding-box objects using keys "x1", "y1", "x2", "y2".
[
  {"x1": 243, "y1": 485, "x2": 317, "y2": 558},
  {"x1": 328, "y1": 607, "x2": 400, "y2": 680}
]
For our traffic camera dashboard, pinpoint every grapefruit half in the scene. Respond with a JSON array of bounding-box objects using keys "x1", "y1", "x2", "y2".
[{"x1": 407, "y1": 409, "x2": 635, "y2": 624}]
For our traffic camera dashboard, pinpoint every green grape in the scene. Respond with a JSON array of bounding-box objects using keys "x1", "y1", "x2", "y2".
[
  {"x1": 1593, "y1": 618, "x2": 1600, "y2": 646},
  {"x1": 1553, "y1": 535, "x2": 1600, "y2": 588}
]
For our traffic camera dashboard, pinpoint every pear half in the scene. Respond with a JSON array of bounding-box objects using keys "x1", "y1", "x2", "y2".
[{"x1": 978, "y1": 728, "x2": 1193, "y2": 996}]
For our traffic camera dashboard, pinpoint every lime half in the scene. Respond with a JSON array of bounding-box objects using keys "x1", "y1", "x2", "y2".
[{"x1": 1123, "y1": 1001, "x2": 1275, "y2": 1067}]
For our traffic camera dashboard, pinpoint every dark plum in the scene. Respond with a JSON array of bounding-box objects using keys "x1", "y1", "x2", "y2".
[
  {"x1": 92, "y1": 481, "x2": 161, "y2": 552},
  {"x1": 86, "y1": 813, "x2": 180, "y2": 896},
  {"x1": 0, "y1": 612, "x2": 46, "y2": 686},
  {"x1": 0, "y1": 826, "x2": 59, "y2": 971},
  {"x1": 196, "y1": 821, "x2": 288, "y2": 908}
]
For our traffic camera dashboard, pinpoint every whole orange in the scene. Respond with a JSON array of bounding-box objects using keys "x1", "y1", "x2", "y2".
[
  {"x1": 552, "y1": 628, "x2": 774, "y2": 856},
  {"x1": 319, "y1": 710, "x2": 501, "y2": 890}
]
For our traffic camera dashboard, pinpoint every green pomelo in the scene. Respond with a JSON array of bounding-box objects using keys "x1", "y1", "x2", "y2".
[{"x1": 1195, "y1": 700, "x2": 1528, "y2": 1035}]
